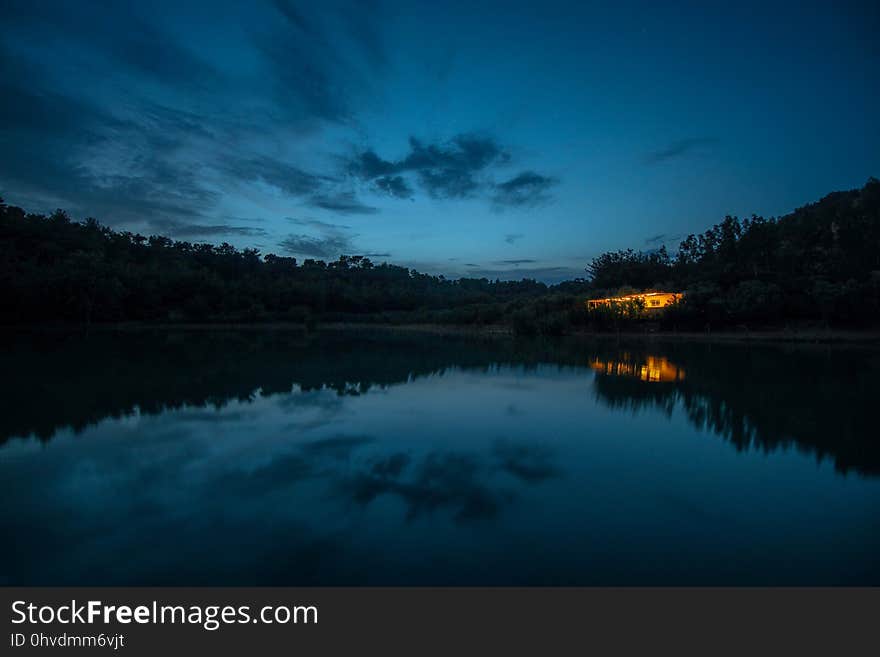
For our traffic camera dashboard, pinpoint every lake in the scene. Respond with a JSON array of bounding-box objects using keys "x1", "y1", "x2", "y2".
[{"x1": 1, "y1": 329, "x2": 877, "y2": 585}]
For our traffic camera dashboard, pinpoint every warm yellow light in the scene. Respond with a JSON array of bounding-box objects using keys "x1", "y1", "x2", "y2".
[
  {"x1": 586, "y1": 291, "x2": 683, "y2": 311},
  {"x1": 589, "y1": 355, "x2": 685, "y2": 383}
]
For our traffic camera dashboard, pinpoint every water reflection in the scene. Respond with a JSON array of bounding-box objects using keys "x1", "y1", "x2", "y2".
[
  {"x1": 590, "y1": 354, "x2": 686, "y2": 383},
  {"x1": 2, "y1": 330, "x2": 876, "y2": 475},
  {"x1": 0, "y1": 330, "x2": 877, "y2": 585}
]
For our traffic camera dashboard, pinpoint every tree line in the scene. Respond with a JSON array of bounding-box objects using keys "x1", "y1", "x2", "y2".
[
  {"x1": 586, "y1": 178, "x2": 880, "y2": 329},
  {"x1": 1, "y1": 177, "x2": 878, "y2": 331},
  {"x1": 0, "y1": 197, "x2": 575, "y2": 327}
]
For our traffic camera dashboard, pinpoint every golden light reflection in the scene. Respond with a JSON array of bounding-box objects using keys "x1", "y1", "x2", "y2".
[{"x1": 589, "y1": 354, "x2": 685, "y2": 383}]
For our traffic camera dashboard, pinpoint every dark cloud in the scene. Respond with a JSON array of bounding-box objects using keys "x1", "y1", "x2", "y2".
[
  {"x1": 308, "y1": 191, "x2": 378, "y2": 215},
  {"x1": 287, "y1": 218, "x2": 352, "y2": 230},
  {"x1": 258, "y1": 0, "x2": 388, "y2": 123},
  {"x1": 279, "y1": 212, "x2": 369, "y2": 257},
  {"x1": 149, "y1": 222, "x2": 269, "y2": 239},
  {"x1": 1, "y1": 1, "x2": 217, "y2": 88},
  {"x1": 279, "y1": 233, "x2": 354, "y2": 258},
  {"x1": 646, "y1": 138, "x2": 717, "y2": 164},
  {"x1": 270, "y1": 0, "x2": 316, "y2": 35},
  {"x1": 0, "y1": 1, "x2": 389, "y2": 234},
  {"x1": 492, "y1": 171, "x2": 557, "y2": 207},
  {"x1": 493, "y1": 259, "x2": 537, "y2": 265},
  {"x1": 373, "y1": 175, "x2": 413, "y2": 199},
  {"x1": 0, "y1": 38, "x2": 218, "y2": 225},
  {"x1": 227, "y1": 157, "x2": 332, "y2": 197},
  {"x1": 362, "y1": 252, "x2": 391, "y2": 258},
  {"x1": 349, "y1": 134, "x2": 510, "y2": 199},
  {"x1": 504, "y1": 233, "x2": 524, "y2": 244}
]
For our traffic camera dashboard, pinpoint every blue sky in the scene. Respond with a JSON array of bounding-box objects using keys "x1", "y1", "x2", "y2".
[{"x1": 1, "y1": 0, "x2": 878, "y2": 282}]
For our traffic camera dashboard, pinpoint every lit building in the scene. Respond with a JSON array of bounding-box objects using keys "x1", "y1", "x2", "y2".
[{"x1": 586, "y1": 291, "x2": 682, "y2": 312}]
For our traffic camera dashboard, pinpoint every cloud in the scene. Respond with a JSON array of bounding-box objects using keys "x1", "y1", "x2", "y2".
[
  {"x1": 348, "y1": 134, "x2": 511, "y2": 199},
  {"x1": 492, "y1": 171, "x2": 557, "y2": 207},
  {"x1": 277, "y1": 212, "x2": 376, "y2": 258},
  {"x1": 2, "y1": 1, "x2": 217, "y2": 88},
  {"x1": 150, "y1": 221, "x2": 269, "y2": 239},
  {"x1": 308, "y1": 191, "x2": 378, "y2": 215},
  {"x1": 287, "y1": 218, "x2": 352, "y2": 231},
  {"x1": 227, "y1": 157, "x2": 332, "y2": 197},
  {"x1": 279, "y1": 233, "x2": 354, "y2": 258},
  {"x1": 0, "y1": 1, "x2": 388, "y2": 233},
  {"x1": 493, "y1": 259, "x2": 537, "y2": 265},
  {"x1": 646, "y1": 138, "x2": 717, "y2": 164},
  {"x1": 504, "y1": 233, "x2": 524, "y2": 244},
  {"x1": 645, "y1": 233, "x2": 667, "y2": 245},
  {"x1": 257, "y1": 0, "x2": 388, "y2": 123},
  {"x1": 373, "y1": 175, "x2": 413, "y2": 199}
]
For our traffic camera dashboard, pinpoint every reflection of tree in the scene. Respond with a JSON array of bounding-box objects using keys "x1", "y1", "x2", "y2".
[
  {"x1": 0, "y1": 331, "x2": 593, "y2": 445},
  {"x1": 590, "y1": 344, "x2": 879, "y2": 476},
  {"x1": 2, "y1": 331, "x2": 876, "y2": 476}
]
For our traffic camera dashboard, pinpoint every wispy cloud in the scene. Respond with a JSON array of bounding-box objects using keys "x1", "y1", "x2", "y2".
[
  {"x1": 0, "y1": 0, "x2": 389, "y2": 230},
  {"x1": 278, "y1": 233, "x2": 353, "y2": 258},
  {"x1": 150, "y1": 221, "x2": 268, "y2": 239},
  {"x1": 307, "y1": 192, "x2": 378, "y2": 215},
  {"x1": 504, "y1": 233, "x2": 524, "y2": 244},
  {"x1": 644, "y1": 232, "x2": 683, "y2": 246},
  {"x1": 278, "y1": 212, "x2": 385, "y2": 258},
  {"x1": 646, "y1": 138, "x2": 717, "y2": 164}
]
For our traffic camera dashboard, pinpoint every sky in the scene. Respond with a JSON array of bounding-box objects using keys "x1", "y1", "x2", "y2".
[{"x1": 1, "y1": 0, "x2": 878, "y2": 282}]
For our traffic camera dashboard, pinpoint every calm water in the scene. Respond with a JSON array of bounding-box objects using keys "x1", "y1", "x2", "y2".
[{"x1": 1, "y1": 330, "x2": 877, "y2": 585}]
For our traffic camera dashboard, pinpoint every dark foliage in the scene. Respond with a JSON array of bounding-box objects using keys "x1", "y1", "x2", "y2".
[
  {"x1": 585, "y1": 178, "x2": 880, "y2": 328},
  {"x1": 2, "y1": 178, "x2": 878, "y2": 331},
  {"x1": 0, "y1": 198, "x2": 554, "y2": 326}
]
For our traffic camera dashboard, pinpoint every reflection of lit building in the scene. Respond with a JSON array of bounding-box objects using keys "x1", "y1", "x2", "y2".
[
  {"x1": 586, "y1": 291, "x2": 682, "y2": 312},
  {"x1": 590, "y1": 354, "x2": 685, "y2": 383}
]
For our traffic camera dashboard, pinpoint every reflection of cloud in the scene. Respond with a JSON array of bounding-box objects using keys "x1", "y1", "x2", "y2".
[
  {"x1": 369, "y1": 453, "x2": 410, "y2": 478},
  {"x1": 343, "y1": 451, "x2": 507, "y2": 523},
  {"x1": 492, "y1": 440, "x2": 559, "y2": 484},
  {"x1": 338, "y1": 441, "x2": 561, "y2": 524},
  {"x1": 300, "y1": 435, "x2": 374, "y2": 460}
]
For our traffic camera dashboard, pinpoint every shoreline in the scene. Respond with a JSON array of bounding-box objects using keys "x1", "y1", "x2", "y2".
[{"x1": 3, "y1": 321, "x2": 880, "y2": 344}]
